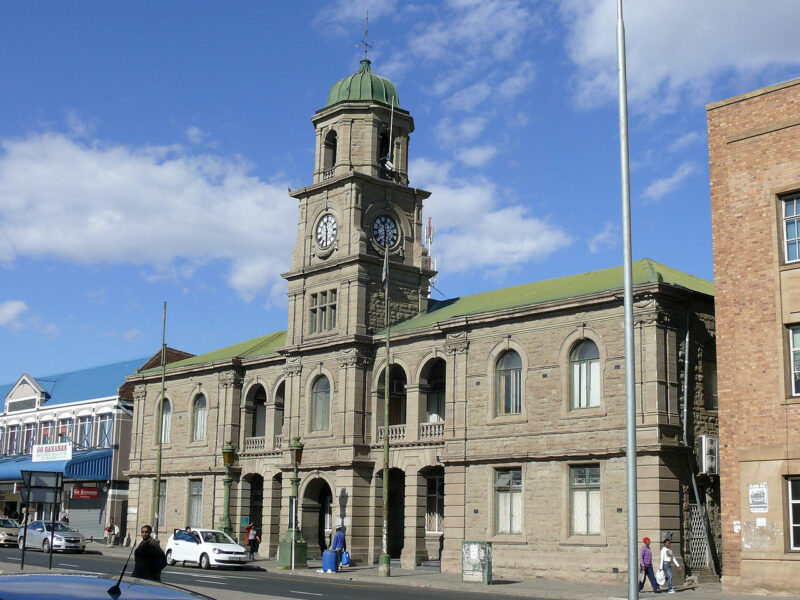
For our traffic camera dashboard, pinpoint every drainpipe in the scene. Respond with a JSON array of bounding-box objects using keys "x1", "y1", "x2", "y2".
[{"x1": 682, "y1": 311, "x2": 719, "y2": 578}]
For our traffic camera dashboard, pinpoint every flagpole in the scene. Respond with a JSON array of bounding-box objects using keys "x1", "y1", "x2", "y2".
[
  {"x1": 379, "y1": 247, "x2": 391, "y2": 577},
  {"x1": 152, "y1": 302, "x2": 167, "y2": 538},
  {"x1": 616, "y1": 2, "x2": 639, "y2": 599}
]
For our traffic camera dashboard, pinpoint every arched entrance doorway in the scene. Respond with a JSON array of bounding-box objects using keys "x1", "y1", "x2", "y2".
[
  {"x1": 387, "y1": 468, "x2": 405, "y2": 559},
  {"x1": 301, "y1": 478, "x2": 333, "y2": 557},
  {"x1": 243, "y1": 474, "x2": 263, "y2": 530}
]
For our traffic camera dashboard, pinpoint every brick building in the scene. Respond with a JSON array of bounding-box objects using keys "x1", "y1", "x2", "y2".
[
  {"x1": 124, "y1": 58, "x2": 720, "y2": 582},
  {"x1": 708, "y1": 79, "x2": 800, "y2": 593}
]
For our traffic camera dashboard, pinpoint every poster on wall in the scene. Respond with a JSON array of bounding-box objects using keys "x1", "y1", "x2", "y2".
[
  {"x1": 71, "y1": 487, "x2": 99, "y2": 500},
  {"x1": 748, "y1": 482, "x2": 768, "y2": 513}
]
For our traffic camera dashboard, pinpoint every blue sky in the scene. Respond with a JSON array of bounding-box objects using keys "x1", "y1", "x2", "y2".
[{"x1": 2, "y1": 0, "x2": 800, "y2": 384}]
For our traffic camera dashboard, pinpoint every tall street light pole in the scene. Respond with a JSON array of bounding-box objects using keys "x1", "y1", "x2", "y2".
[
  {"x1": 152, "y1": 302, "x2": 167, "y2": 538},
  {"x1": 378, "y1": 247, "x2": 391, "y2": 577},
  {"x1": 221, "y1": 441, "x2": 236, "y2": 536},
  {"x1": 616, "y1": 2, "x2": 639, "y2": 599}
]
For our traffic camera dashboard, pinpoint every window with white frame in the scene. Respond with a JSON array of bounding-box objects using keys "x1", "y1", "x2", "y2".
[
  {"x1": 311, "y1": 376, "x2": 330, "y2": 431},
  {"x1": 158, "y1": 480, "x2": 167, "y2": 529},
  {"x1": 309, "y1": 290, "x2": 337, "y2": 334},
  {"x1": 22, "y1": 423, "x2": 37, "y2": 454},
  {"x1": 495, "y1": 467, "x2": 522, "y2": 534},
  {"x1": 57, "y1": 418, "x2": 73, "y2": 444},
  {"x1": 496, "y1": 351, "x2": 522, "y2": 415},
  {"x1": 160, "y1": 399, "x2": 171, "y2": 444},
  {"x1": 570, "y1": 464, "x2": 601, "y2": 535},
  {"x1": 0, "y1": 427, "x2": 4, "y2": 455},
  {"x1": 7, "y1": 426, "x2": 20, "y2": 454},
  {"x1": 39, "y1": 421, "x2": 55, "y2": 445},
  {"x1": 426, "y1": 475, "x2": 444, "y2": 533},
  {"x1": 783, "y1": 194, "x2": 800, "y2": 263},
  {"x1": 96, "y1": 414, "x2": 113, "y2": 449},
  {"x1": 570, "y1": 340, "x2": 600, "y2": 409},
  {"x1": 192, "y1": 395, "x2": 207, "y2": 442},
  {"x1": 188, "y1": 479, "x2": 203, "y2": 529},
  {"x1": 791, "y1": 327, "x2": 800, "y2": 396},
  {"x1": 76, "y1": 416, "x2": 93, "y2": 450},
  {"x1": 789, "y1": 477, "x2": 800, "y2": 551},
  {"x1": 323, "y1": 494, "x2": 333, "y2": 534}
]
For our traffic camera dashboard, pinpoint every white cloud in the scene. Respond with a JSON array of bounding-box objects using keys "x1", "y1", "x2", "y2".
[
  {"x1": 65, "y1": 110, "x2": 96, "y2": 138},
  {"x1": 445, "y1": 82, "x2": 492, "y2": 112},
  {"x1": 498, "y1": 60, "x2": 536, "y2": 100},
  {"x1": 124, "y1": 328, "x2": 145, "y2": 341},
  {"x1": 0, "y1": 300, "x2": 29, "y2": 329},
  {"x1": 642, "y1": 162, "x2": 698, "y2": 202},
  {"x1": 186, "y1": 126, "x2": 205, "y2": 145},
  {"x1": 436, "y1": 116, "x2": 488, "y2": 144},
  {"x1": 411, "y1": 158, "x2": 572, "y2": 273},
  {"x1": 669, "y1": 132, "x2": 703, "y2": 153},
  {"x1": 313, "y1": 0, "x2": 398, "y2": 36},
  {"x1": 588, "y1": 222, "x2": 618, "y2": 254},
  {"x1": 561, "y1": 0, "x2": 800, "y2": 112},
  {"x1": 0, "y1": 131, "x2": 296, "y2": 301},
  {"x1": 456, "y1": 145, "x2": 498, "y2": 167}
]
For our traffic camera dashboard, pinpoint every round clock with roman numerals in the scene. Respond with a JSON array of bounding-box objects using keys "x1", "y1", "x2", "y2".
[
  {"x1": 371, "y1": 214, "x2": 399, "y2": 248},
  {"x1": 316, "y1": 214, "x2": 338, "y2": 249}
]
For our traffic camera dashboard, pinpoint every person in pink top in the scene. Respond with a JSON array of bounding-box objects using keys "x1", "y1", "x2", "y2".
[{"x1": 639, "y1": 537, "x2": 660, "y2": 593}]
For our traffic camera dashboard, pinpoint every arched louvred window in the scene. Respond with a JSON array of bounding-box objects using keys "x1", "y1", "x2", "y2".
[
  {"x1": 570, "y1": 340, "x2": 600, "y2": 409},
  {"x1": 496, "y1": 350, "x2": 522, "y2": 415},
  {"x1": 323, "y1": 130, "x2": 337, "y2": 169}
]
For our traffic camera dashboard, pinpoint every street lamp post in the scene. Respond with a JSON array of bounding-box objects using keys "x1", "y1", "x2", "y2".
[
  {"x1": 221, "y1": 441, "x2": 236, "y2": 537},
  {"x1": 277, "y1": 437, "x2": 307, "y2": 569}
]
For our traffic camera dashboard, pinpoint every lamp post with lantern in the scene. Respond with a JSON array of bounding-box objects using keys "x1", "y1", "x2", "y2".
[
  {"x1": 221, "y1": 441, "x2": 237, "y2": 537},
  {"x1": 277, "y1": 436, "x2": 307, "y2": 569}
]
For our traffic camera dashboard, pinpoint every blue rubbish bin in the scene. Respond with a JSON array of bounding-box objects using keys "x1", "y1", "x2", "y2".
[{"x1": 322, "y1": 550, "x2": 338, "y2": 572}]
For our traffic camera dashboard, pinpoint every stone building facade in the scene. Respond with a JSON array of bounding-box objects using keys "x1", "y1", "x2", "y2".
[
  {"x1": 124, "y1": 59, "x2": 720, "y2": 582},
  {"x1": 708, "y1": 78, "x2": 800, "y2": 594}
]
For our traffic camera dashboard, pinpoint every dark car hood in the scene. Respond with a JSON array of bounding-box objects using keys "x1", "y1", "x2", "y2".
[{"x1": 0, "y1": 573, "x2": 215, "y2": 600}]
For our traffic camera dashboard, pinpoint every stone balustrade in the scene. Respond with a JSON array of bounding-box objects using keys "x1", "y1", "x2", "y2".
[{"x1": 419, "y1": 421, "x2": 445, "y2": 439}]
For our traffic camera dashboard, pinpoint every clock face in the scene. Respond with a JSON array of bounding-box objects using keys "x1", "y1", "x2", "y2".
[
  {"x1": 372, "y1": 215, "x2": 399, "y2": 248},
  {"x1": 316, "y1": 214, "x2": 337, "y2": 248}
]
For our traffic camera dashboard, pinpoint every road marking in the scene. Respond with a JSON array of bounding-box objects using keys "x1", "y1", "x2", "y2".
[
  {"x1": 290, "y1": 592, "x2": 323, "y2": 596},
  {"x1": 59, "y1": 563, "x2": 80, "y2": 567},
  {"x1": 5, "y1": 557, "x2": 21, "y2": 561}
]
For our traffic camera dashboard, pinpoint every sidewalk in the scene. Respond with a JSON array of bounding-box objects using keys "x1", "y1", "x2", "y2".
[{"x1": 96, "y1": 542, "x2": 800, "y2": 600}]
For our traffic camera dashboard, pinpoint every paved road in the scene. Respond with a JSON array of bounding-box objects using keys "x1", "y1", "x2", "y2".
[{"x1": 0, "y1": 547, "x2": 522, "y2": 600}]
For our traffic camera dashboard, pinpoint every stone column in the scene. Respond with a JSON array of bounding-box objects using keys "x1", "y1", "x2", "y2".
[
  {"x1": 283, "y1": 359, "x2": 303, "y2": 442},
  {"x1": 404, "y1": 384, "x2": 422, "y2": 443},
  {"x1": 441, "y1": 464, "x2": 466, "y2": 574},
  {"x1": 401, "y1": 469, "x2": 427, "y2": 569},
  {"x1": 219, "y1": 371, "x2": 243, "y2": 447}
]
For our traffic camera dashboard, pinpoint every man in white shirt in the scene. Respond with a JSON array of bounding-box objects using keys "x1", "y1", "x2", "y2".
[
  {"x1": 659, "y1": 537, "x2": 681, "y2": 593},
  {"x1": 106, "y1": 518, "x2": 120, "y2": 547}
]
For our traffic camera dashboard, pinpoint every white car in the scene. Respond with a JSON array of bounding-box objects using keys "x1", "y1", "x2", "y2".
[{"x1": 165, "y1": 528, "x2": 248, "y2": 569}]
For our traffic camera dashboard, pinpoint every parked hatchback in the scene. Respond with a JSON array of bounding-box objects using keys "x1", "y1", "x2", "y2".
[
  {"x1": 0, "y1": 518, "x2": 20, "y2": 547},
  {"x1": 17, "y1": 520, "x2": 86, "y2": 553},
  {"x1": 165, "y1": 529, "x2": 247, "y2": 569}
]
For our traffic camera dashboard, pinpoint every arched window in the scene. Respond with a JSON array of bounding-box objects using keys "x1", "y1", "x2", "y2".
[
  {"x1": 323, "y1": 130, "x2": 337, "y2": 169},
  {"x1": 160, "y1": 399, "x2": 171, "y2": 444},
  {"x1": 570, "y1": 340, "x2": 600, "y2": 409},
  {"x1": 192, "y1": 395, "x2": 207, "y2": 441},
  {"x1": 311, "y1": 376, "x2": 330, "y2": 432},
  {"x1": 496, "y1": 350, "x2": 522, "y2": 415}
]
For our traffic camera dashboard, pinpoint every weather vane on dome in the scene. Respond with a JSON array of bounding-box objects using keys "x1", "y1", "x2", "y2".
[{"x1": 357, "y1": 11, "x2": 373, "y2": 60}]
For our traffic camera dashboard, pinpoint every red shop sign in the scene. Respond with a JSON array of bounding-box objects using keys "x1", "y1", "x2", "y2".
[{"x1": 71, "y1": 487, "x2": 99, "y2": 499}]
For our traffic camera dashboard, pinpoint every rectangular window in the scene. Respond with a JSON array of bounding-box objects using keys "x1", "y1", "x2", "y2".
[
  {"x1": 497, "y1": 369, "x2": 522, "y2": 415},
  {"x1": 495, "y1": 468, "x2": 522, "y2": 534},
  {"x1": 76, "y1": 416, "x2": 93, "y2": 450},
  {"x1": 571, "y1": 465, "x2": 601, "y2": 535},
  {"x1": 158, "y1": 480, "x2": 167, "y2": 529},
  {"x1": 22, "y1": 423, "x2": 37, "y2": 454},
  {"x1": 188, "y1": 479, "x2": 203, "y2": 529},
  {"x1": 96, "y1": 414, "x2": 113, "y2": 449},
  {"x1": 7, "y1": 426, "x2": 20, "y2": 454},
  {"x1": 0, "y1": 427, "x2": 4, "y2": 455},
  {"x1": 426, "y1": 475, "x2": 445, "y2": 533},
  {"x1": 57, "y1": 418, "x2": 73, "y2": 445},
  {"x1": 571, "y1": 360, "x2": 600, "y2": 408},
  {"x1": 426, "y1": 391, "x2": 445, "y2": 423},
  {"x1": 39, "y1": 421, "x2": 55, "y2": 445},
  {"x1": 791, "y1": 327, "x2": 800, "y2": 397},
  {"x1": 309, "y1": 289, "x2": 337, "y2": 334},
  {"x1": 789, "y1": 477, "x2": 800, "y2": 551},
  {"x1": 784, "y1": 194, "x2": 800, "y2": 263}
]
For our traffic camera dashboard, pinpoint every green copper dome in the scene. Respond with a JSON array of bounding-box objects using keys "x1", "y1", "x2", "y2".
[{"x1": 325, "y1": 59, "x2": 400, "y2": 109}]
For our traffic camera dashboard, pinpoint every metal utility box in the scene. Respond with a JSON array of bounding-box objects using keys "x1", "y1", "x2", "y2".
[{"x1": 461, "y1": 540, "x2": 492, "y2": 584}]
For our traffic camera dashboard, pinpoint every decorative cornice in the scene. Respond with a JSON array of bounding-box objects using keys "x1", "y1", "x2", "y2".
[{"x1": 219, "y1": 371, "x2": 244, "y2": 389}]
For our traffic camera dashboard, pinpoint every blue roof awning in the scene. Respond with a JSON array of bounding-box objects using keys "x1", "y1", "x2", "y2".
[{"x1": 0, "y1": 449, "x2": 112, "y2": 482}]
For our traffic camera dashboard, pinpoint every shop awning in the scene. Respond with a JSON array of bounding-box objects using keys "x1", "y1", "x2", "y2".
[{"x1": 0, "y1": 449, "x2": 112, "y2": 482}]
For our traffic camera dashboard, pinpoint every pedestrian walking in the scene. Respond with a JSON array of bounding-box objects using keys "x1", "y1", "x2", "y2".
[
  {"x1": 659, "y1": 536, "x2": 681, "y2": 594},
  {"x1": 105, "y1": 518, "x2": 120, "y2": 547},
  {"x1": 246, "y1": 525, "x2": 260, "y2": 561},
  {"x1": 639, "y1": 537, "x2": 659, "y2": 593},
  {"x1": 331, "y1": 525, "x2": 346, "y2": 570},
  {"x1": 132, "y1": 525, "x2": 167, "y2": 581}
]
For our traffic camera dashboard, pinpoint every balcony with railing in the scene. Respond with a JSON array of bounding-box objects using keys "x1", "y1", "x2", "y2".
[
  {"x1": 322, "y1": 168, "x2": 335, "y2": 181},
  {"x1": 243, "y1": 435, "x2": 284, "y2": 454},
  {"x1": 377, "y1": 424, "x2": 406, "y2": 443},
  {"x1": 419, "y1": 421, "x2": 445, "y2": 440}
]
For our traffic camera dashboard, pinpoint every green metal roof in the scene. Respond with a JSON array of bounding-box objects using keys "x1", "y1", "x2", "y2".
[
  {"x1": 326, "y1": 59, "x2": 400, "y2": 109},
  {"x1": 139, "y1": 331, "x2": 286, "y2": 374},
  {"x1": 390, "y1": 258, "x2": 713, "y2": 334}
]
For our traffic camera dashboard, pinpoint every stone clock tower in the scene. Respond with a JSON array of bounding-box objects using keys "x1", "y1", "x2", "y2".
[{"x1": 282, "y1": 59, "x2": 434, "y2": 348}]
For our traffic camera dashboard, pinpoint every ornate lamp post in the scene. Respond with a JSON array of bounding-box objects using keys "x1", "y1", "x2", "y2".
[
  {"x1": 221, "y1": 441, "x2": 237, "y2": 536},
  {"x1": 278, "y1": 436, "x2": 307, "y2": 569}
]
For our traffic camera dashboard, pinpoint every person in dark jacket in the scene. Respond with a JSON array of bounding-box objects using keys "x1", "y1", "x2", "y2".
[{"x1": 132, "y1": 525, "x2": 166, "y2": 581}]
